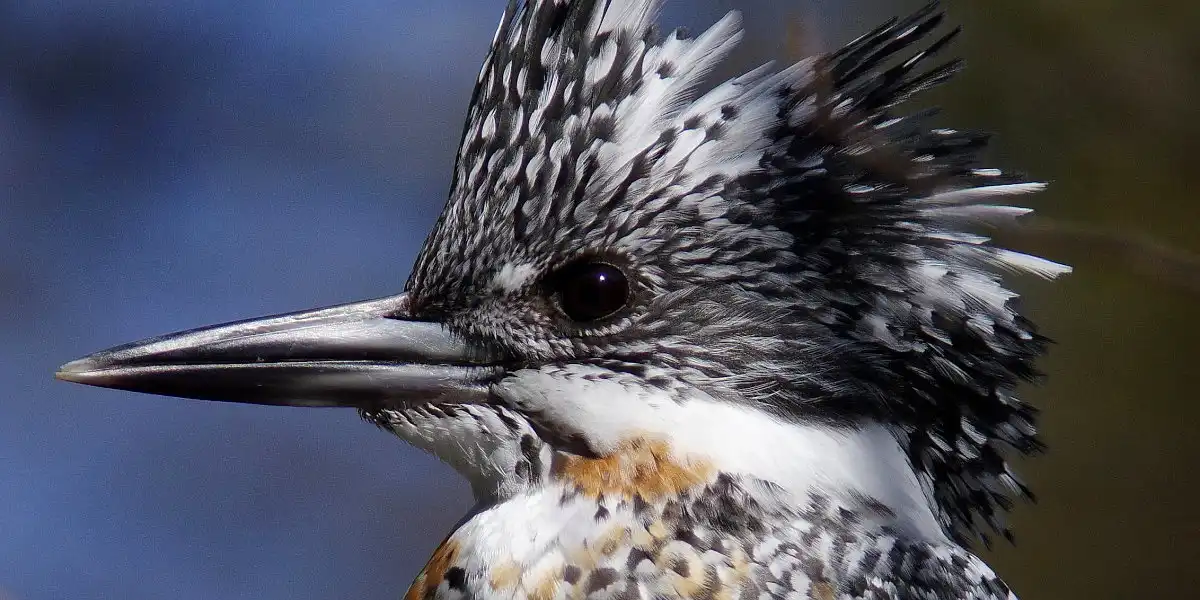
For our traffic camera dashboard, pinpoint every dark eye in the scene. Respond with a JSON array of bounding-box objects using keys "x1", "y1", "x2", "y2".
[{"x1": 551, "y1": 261, "x2": 629, "y2": 323}]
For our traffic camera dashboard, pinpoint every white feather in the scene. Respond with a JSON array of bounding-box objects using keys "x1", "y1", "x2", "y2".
[
  {"x1": 926, "y1": 183, "x2": 1047, "y2": 205},
  {"x1": 495, "y1": 365, "x2": 949, "y2": 544}
]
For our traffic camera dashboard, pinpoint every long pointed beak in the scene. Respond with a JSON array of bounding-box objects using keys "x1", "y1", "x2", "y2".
[{"x1": 55, "y1": 294, "x2": 501, "y2": 408}]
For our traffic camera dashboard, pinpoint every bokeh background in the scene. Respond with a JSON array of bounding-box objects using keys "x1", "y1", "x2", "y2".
[{"x1": 3, "y1": 1, "x2": 1197, "y2": 598}]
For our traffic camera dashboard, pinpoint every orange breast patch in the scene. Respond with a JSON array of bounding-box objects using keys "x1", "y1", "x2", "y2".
[
  {"x1": 404, "y1": 538, "x2": 461, "y2": 600},
  {"x1": 551, "y1": 438, "x2": 714, "y2": 501}
]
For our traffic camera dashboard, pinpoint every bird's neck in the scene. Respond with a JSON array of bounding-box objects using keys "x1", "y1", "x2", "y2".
[
  {"x1": 479, "y1": 368, "x2": 949, "y2": 544},
  {"x1": 410, "y1": 444, "x2": 991, "y2": 600},
  {"x1": 537, "y1": 409, "x2": 948, "y2": 544},
  {"x1": 385, "y1": 383, "x2": 946, "y2": 548},
  {"x1": 414, "y1": 419, "x2": 951, "y2": 600}
]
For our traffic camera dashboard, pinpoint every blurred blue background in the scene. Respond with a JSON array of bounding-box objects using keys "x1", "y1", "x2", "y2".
[{"x1": 3, "y1": 1, "x2": 1197, "y2": 599}]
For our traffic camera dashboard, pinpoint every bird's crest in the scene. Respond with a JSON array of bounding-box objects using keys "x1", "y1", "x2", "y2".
[{"x1": 407, "y1": 0, "x2": 1068, "y2": 546}]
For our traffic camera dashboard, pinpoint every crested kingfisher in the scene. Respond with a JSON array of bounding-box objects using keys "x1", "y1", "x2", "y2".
[{"x1": 57, "y1": 1, "x2": 1068, "y2": 598}]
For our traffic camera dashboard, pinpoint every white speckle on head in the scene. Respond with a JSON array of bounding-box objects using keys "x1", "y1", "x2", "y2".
[
  {"x1": 926, "y1": 182, "x2": 1047, "y2": 205},
  {"x1": 491, "y1": 262, "x2": 540, "y2": 293},
  {"x1": 992, "y1": 249, "x2": 1073, "y2": 279}
]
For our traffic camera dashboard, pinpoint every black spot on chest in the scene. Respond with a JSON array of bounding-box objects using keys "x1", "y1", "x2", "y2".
[
  {"x1": 445, "y1": 567, "x2": 467, "y2": 592},
  {"x1": 585, "y1": 568, "x2": 620, "y2": 593}
]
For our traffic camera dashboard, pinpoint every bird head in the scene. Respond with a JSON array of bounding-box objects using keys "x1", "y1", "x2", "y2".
[{"x1": 57, "y1": 0, "x2": 1067, "y2": 546}]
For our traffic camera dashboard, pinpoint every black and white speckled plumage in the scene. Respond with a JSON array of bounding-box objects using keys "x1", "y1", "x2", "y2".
[
  {"x1": 55, "y1": 1, "x2": 1068, "y2": 598},
  {"x1": 404, "y1": 0, "x2": 1063, "y2": 547},
  {"x1": 385, "y1": 404, "x2": 1017, "y2": 600},
  {"x1": 366, "y1": 1, "x2": 1070, "y2": 598}
]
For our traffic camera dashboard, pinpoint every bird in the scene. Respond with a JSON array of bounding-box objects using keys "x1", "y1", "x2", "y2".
[{"x1": 57, "y1": 1, "x2": 1070, "y2": 598}]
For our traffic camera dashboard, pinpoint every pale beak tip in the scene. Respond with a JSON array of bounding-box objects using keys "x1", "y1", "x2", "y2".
[{"x1": 55, "y1": 357, "x2": 105, "y2": 384}]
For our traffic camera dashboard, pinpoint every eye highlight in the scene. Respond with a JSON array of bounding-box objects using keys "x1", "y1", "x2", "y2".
[{"x1": 548, "y1": 261, "x2": 630, "y2": 323}]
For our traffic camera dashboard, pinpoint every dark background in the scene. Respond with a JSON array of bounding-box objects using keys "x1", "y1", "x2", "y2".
[{"x1": 3, "y1": 1, "x2": 1197, "y2": 598}]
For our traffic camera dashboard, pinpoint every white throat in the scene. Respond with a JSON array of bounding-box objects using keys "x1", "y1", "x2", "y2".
[{"x1": 494, "y1": 364, "x2": 949, "y2": 543}]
